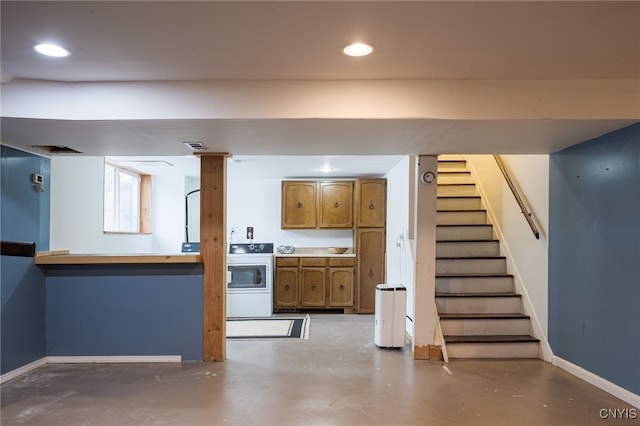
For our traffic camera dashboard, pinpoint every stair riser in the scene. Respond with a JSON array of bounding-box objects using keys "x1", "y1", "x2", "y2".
[
  {"x1": 436, "y1": 258, "x2": 507, "y2": 274},
  {"x1": 436, "y1": 226, "x2": 493, "y2": 241},
  {"x1": 438, "y1": 174, "x2": 474, "y2": 184},
  {"x1": 441, "y1": 319, "x2": 531, "y2": 335},
  {"x1": 436, "y1": 241, "x2": 500, "y2": 258},
  {"x1": 438, "y1": 185, "x2": 477, "y2": 196},
  {"x1": 437, "y1": 161, "x2": 467, "y2": 171},
  {"x1": 437, "y1": 197, "x2": 482, "y2": 210},
  {"x1": 436, "y1": 276, "x2": 515, "y2": 293},
  {"x1": 437, "y1": 211, "x2": 487, "y2": 225},
  {"x1": 436, "y1": 297, "x2": 522, "y2": 314},
  {"x1": 446, "y1": 342, "x2": 539, "y2": 359}
]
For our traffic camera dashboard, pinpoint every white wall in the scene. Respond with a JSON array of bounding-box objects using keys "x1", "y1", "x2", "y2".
[
  {"x1": 51, "y1": 157, "x2": 395, "y2": 253},
  {"x1": 152, "y1": 175, "x2": 186, "y2": 253},
  {"x1": 384, "y1": 156, "x2": 415, "y2": 336},
  {"x1": 50, "y1": 156, "x2": 153, "y2": 253},
  {"x1": 466, "y1": 155, "x2": 550, "y2": 347}
]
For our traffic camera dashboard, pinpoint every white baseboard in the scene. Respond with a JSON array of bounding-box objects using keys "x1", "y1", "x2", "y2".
[
  {"x1": 0, "y1": 357, "x2": 48, "y2": 384},
  {"x1": 553, "y1": 356, "x2": 640, "y2": 409},
  {"x1": 47, "y1": 355, "x2": 182, "y2": 364},
  {"x1": 0, "y1": 355, "x2": 182, "y2": 384}
]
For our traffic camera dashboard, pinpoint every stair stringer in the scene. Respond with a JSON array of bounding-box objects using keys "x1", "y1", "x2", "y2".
[{"x1": 463, "y1": 155, "x2": 553, "y2": 362}]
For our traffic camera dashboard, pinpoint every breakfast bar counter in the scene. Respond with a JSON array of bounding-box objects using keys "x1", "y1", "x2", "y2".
[{"x1": 35, "y1": 250, "x2": 202, "y2": 265}]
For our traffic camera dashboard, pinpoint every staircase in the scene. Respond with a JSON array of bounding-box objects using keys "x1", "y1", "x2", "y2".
[{"x1": 436, "y1": 156, "x2": 540, "y2": 358}]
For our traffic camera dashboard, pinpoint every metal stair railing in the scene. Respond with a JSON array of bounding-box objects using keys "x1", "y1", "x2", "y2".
[{"x1": 493, "y1": 155, "x2": 540, "y2": 239}]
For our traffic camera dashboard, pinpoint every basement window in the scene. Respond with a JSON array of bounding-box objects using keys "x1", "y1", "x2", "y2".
[{"x1": 103, "y1": 161, "x2": 151, "y2": 234}]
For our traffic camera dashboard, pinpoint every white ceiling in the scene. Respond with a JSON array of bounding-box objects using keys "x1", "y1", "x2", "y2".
[
  {"x1": 3, "y1": 1, "x2": 638, "y2": 82},
  {"x1": 1, "y1": 1, "x2": 639, "y2": 177}
]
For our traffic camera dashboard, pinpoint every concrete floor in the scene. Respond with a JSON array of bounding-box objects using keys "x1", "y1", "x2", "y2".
[{"x1": 1, "y1": 314, "x2": 636, "y2": 426}]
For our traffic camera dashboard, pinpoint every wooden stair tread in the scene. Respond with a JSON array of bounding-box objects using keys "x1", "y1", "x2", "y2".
[
  {"x1": 436, "y1": 256, "x2": 506, "y2": 260},
  {"x1": 437, "y1": 209, "x2": 486, "y2": 212},
  {"x1": 439, "y1": 313, "x2": 530, "y2": 319},
  {"x1": 436, "y1": 273, "x2": 513, "y2": 277},
  {"x1": 436, "y1": 224, "x2": 492, "y2": 227},
  {"x1": 444, "y1": 335, "x2": 540, "y2": 344},
  {"x1": 436, "y1": 292, "x2": 520, "y2": 298},
  {"x1": 437, "y1": 239, "x2": 498, "y2": 243}
]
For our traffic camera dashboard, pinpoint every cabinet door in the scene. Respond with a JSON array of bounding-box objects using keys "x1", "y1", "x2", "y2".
[
  {"x1": 300, "y1": 268, "x2": 326, "y2": 307},
  {"x1": 281, "y1": 181, "x2": 317, "y2": 229},
  {"x1": 329, "y1": 268, "x2": 354, "y2": 307},
  {"x1": 318, "y1": 181, "x2": 353, "y2": 228},
  {"x1": 355, "y1": 179, "x2": 386, "y2": 228},
  {"x1": 275, "y1": 268, "x2": 299, "y2": 307},
  {"x1": 356, "y1": 228, "x2": 386, "y2": 313}
]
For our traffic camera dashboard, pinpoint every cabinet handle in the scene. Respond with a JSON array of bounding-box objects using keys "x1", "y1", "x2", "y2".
[
  {"x1": 339, "y1": 284, "x2": 345, "y2": 290},
  {"x1": 284, "y1": 284, "x2": 290, "y2": 291},
  {"x1": 369, "y1": 200, "x2": 375, "y2": 210},
  {"x1": 334, "y1": 202, "x2": 339, "y2": 208},
  {"x1": 311, "y1": 284, "x2": 317, "y2": 291},
  {"x1": 297, "y1": 202, "x2": 303, "y2": 208},
  {"x1": 368, "y1": 268, "x2": 373, "y2": 277}
]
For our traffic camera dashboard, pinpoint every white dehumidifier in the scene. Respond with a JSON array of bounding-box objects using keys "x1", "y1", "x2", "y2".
[{"x1": 374, "y1": 284, "x2": 407, "y2": 348}]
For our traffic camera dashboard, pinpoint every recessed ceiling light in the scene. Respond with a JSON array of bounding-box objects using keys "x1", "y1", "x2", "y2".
[
  {"x1": 34, "y1": 43, "x2": 70, "y2": 58},
  {"x1": 342, "y1": 42, "x2": 374, "y2": 57}
]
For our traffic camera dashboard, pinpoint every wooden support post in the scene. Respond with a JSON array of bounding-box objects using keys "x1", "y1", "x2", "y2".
[{"x1": 200, "y1": 154, "x2": 227, "y2": 361}]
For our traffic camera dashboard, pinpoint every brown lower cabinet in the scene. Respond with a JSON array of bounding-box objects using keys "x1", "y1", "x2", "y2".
[
  {"x1": 274, "y1": 265, "x2": 298, "y2": 307},
  {"x1": 300, "y1": 264, "x2": 326, "y2": 307},
  {"x1": 275, "y1": 256, "x2": 355, "y2": 310},
  {"x1": 329, "y1": 267, "x2": 354, "y2": 306}
]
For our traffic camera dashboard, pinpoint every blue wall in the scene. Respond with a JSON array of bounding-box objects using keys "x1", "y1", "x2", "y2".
[
  {"x1": 45, "y1": 264, "x2": 203, "y2": 361},
  {"x1": 549, "y1": 123, "x2": 640, "y2": 394},
  {"x1": 1, "y1": 145, "x2": 50, "y2": 374}
]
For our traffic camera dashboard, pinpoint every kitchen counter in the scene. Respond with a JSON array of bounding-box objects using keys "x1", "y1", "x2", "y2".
[{"x1": 274, "y1": 247, "x2": 355, "y2": 258}]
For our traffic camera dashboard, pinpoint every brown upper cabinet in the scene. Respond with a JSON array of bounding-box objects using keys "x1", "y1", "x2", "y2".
[
  {"x1": 281, "y1": 181, "x2": 317, "y2": 229},
  {"x1": 281, "y1": 180, "x2": 353, "y2": 229},
  {"x1": 318, "y1": 181, "x2": 353, "y2": 228},
  {"x1": 355, "y1": 179, "x2": 386, "y2": 228}
]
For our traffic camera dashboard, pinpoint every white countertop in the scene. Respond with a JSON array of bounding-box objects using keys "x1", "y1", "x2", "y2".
[{"x1": 274, "y1": 247, "x2": 355, "y2": 258}]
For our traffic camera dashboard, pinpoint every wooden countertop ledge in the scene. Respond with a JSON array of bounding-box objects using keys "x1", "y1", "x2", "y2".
[{"x1": 35, "y1": 250, "x2": 203, "y2": 265}]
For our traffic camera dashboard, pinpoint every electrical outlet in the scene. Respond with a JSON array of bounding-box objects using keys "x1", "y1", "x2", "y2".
[{"x1": 31, "y1": 173, "x2": 44, "y2": 185}]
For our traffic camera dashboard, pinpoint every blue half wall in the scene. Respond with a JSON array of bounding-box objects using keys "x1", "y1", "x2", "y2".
[
  {"x1": 549, "y1": 123, "x2": 640, "y2": 395},
  {"x1": 45, "y1": 264, "x2": 204, "y2": 361}
]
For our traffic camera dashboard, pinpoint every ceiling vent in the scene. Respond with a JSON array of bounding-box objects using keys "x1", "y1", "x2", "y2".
[
  {"x1": 183, "y1": 141, "x2": 207, "y2": 151},
  {"x1": 29, "y1": 145, "x2": 82, "y2": 154}
]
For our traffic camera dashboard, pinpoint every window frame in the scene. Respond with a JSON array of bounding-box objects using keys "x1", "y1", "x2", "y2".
[{"x1": 103, "y1": 160, "x2": 152, "y2": 234}]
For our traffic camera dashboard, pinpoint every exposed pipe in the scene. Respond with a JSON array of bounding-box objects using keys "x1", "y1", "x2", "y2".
[{"x1": 185, "y1": 189, "x2": 200, "y2": 242}]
